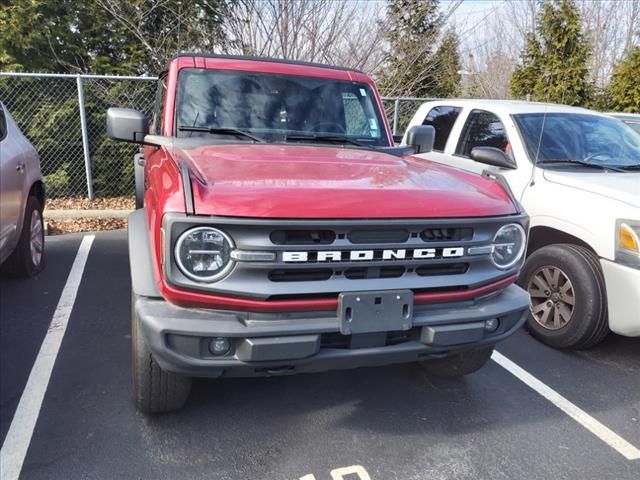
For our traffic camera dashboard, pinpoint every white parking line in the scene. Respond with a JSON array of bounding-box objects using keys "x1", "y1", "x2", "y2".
[
  {"x1": 0, "y1": 235, "x2": 95, "y2": 480},
  {"x1": 492, "y1": 350, "x2": 640, "y2": 461}
]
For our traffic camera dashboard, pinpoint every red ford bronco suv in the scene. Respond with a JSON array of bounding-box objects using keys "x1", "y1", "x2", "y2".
[{"x1": 107, "y1": 54, "x2": 530, "y2": 414}]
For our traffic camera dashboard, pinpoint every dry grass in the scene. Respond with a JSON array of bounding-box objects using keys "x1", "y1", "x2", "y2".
[
  {"x1": 44, "y1": 197, "x2": 133, "y2": 235},
  {"x1": 47, "y1": 218, "x2": 128, "y2": 235},
  {"x1": 45, "y1": 196, "x2": 135, "y2": 211}
]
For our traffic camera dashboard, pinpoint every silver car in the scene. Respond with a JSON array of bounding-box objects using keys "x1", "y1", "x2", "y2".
[{"x1": 0, "y1": 102, "x2": 45, "y2": 276}]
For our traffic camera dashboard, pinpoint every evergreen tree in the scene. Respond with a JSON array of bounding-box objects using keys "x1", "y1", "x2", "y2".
[
  {"x1": 607, "y1": 46, "x2": 640, "y2": 113},
  {"x1": 511, "y1": 32, "x2": 542, "y2": 99},
  {"x1": 430, "y1": 30, "x2": 461, "y2": 98},
  {"x1": 1, "y1": 0, "x2": 231, "y2": 198},
  {"x1": 511, "y1": 0, "x2": 591, "y2": 106},
  {"x1": 0, "y1": 0, "x2": 230, "y2": 75},
  {"x1": 378, "y1": 0, "x2": 460, "y2": 98},
  {"x1": 0, "y1": 0, "x2": 83, "y2": 72}
]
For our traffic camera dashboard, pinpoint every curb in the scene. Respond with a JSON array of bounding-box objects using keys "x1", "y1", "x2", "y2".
[{"x1": 45, "y1": 209, "x2": 133, "y2": 219}]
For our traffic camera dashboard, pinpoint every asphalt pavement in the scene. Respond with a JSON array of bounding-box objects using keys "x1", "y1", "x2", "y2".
[{"x1": 0, "y1": 230, "x2": 638, "y2": 480}]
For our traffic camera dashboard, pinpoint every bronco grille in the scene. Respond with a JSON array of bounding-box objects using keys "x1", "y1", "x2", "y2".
[
  {"x1": 268, "y1": 268, "x2": 333, "y2": 282},
  {"x1": 416, "y1": 263, "x2": 468, "y2": 276},
  {"x1": 344, "y1": 266, "x2": 406, "y2": 280},
  {"x1": 164, "y1": 214, "x2": 527, "y2": 301},
  {"x1": 421, "y1": 227, "x2": 473, "y2": 242},
  {"x1": 270, "y1": 229, "x2": 335, "y2": 245},
  {"x1": 347, "y1": 229, "x2": 409, "y2": 244},
  {"x1": 266, "y1": 262, "x2": 469, "y2": 283}
]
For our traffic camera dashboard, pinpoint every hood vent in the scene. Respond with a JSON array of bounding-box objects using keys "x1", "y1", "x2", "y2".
[
  {"x1": 348, "y1": 229, "x2": 410, "y2": 244},
  {"x1": 270, "y1": 230, "x2": 335, "y2": 245},
  {"x1": 421, "y1": 227, "x2": 473, "y2": 242}
]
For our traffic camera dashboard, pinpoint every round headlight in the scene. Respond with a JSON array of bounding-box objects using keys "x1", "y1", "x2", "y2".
[
  {"x1": 175, "y1": 227, "x2": 234, "y2": 282},
  {"x1": 491, "y1": 223, "x2": 526, "y2": 270}
]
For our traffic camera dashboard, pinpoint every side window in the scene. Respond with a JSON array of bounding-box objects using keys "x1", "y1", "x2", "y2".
[
  {"x1": 0, "y1": 106, "x2": 7, "y2": 141},
  {"x1": 455, "y1": 110, "x2": 509, "y2": 157},
  {"x1": 151, "y1": 74, "x2": 167, "y2": 135},
  {"x1": 421, "y1": 106, "x2": 462, "y2": 152}
]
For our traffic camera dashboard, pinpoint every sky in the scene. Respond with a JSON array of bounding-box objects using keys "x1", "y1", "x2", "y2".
[{"x1": 449, "y1": 0, "x2": 504, "y2": 25}]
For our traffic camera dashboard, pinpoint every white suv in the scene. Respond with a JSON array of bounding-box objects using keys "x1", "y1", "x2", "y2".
[
  {"x1": 0, "y1": 102, "x2": 45, "y2": 277},
  {"x1": 403, "y1": 100, "x2": 640, "y2": 349}
]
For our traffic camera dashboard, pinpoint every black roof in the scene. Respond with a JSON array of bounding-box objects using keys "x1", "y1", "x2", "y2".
[{"x1": 172, "y1": 53, "x2": 364, "y2": 74}]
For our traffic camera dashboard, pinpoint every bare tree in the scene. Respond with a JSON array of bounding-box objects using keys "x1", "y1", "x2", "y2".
[
  {"x1": 504, "y1": 0, "x2": 539, "y2": 41},
  {"x1": 454, "y1": 1, "x2": 529, "y2": 98},
  {"x1": 224, "y1": 0, "x2": 387, "y2": 72},
  {"x1": 579, "y1": 0, "x2": 640, "y2": 87},
  {"x1": 457, "y1": 0, "x2": 640, "y2": 99},
  {"x1": 94, "y1": 0, "x2": 230, "y2": 72},
  {"x1": 372, "y1": 0, "x2": 463, "y2": 97}
]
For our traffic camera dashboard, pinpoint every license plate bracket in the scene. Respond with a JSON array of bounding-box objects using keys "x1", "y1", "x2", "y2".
[{"x1": 338, "y1": 290, "x2": 414, "y2": 335}]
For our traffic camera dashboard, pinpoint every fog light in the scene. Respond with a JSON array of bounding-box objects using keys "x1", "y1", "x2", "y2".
[
  {"x1": 484, "y1": 319, "x2": 499, "y2": 332},
  {"x1": 209, "y1": 337, "x2": 230, "y2": 356}
]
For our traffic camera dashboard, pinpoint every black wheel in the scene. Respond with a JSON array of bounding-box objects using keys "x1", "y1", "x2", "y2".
[
  {"x1": 132, "y1": 293, "x2": 191, "y2": 413},
  {"x1": 5, "y1": 195, "x2": 44, "y2": 277},
  {"x1": 518, "y1": 244, "x2": 609, "y2": 349},
  {"x1": 418, "y1": 346, "x2": 494, "y2": 377}
]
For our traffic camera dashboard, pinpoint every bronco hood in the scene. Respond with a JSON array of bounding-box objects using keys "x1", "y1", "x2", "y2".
[{"x1": 173, "y1": 144, "x2": 517, "y2": 218}]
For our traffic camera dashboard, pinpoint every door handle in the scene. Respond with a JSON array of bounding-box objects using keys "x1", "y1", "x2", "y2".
[{"x1": 16, "y1": 162, "x2": 25, "y2": 173}]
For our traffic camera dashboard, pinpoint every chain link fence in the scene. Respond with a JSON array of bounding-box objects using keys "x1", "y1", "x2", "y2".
[
  {"x1": 0, "y1": 73, "x2": 156, "y2": 199},
  {"x1": 0, "y1": 72, "x2": 430, "y2": 199},
  {"x1": 381, "y1": 97, "x2": 437, "y2": 139}
]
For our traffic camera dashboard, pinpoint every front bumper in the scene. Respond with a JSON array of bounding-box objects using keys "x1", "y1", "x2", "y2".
[
  {"x1": 136, "y1": 284, "x2": 530, "y2": 377},
  {"x1": 601, "y1": 259, "x2": 640, "y2": 337}
]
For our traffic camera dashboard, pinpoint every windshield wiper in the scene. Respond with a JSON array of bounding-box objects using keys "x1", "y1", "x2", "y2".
[
  {"x1": 617, "y1": 164, "x2": 640, "y2": 170},
  {"x1": 284, "y1": 134, "x2": 368, "y2": 147},
  {"x1": 538, "y1": 160, "x2": 626, "y2": 173},
  {"x1": 178, "y1": 126, "x2": 265, "y2": 143}
]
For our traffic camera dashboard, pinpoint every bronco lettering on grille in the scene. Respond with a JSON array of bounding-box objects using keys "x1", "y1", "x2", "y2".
[{"x1": 282, "y1": 248, "x2": 465, "y2": 263}]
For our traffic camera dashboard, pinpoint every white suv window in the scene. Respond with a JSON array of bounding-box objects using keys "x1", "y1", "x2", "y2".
[
  {"x1": 455, "y1": 110, "x2": 509, "y2": 157},
  {"x1": 421, "y1": 105, "x2": 462, "y2": 152},
  {"x1": 0, "y1": 106, "x2": 7, "y2": 141}
]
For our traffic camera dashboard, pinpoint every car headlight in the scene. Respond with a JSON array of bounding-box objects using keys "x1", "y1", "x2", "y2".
[
  {"x1": 174, "y1": 227, "x2": 234, "y2": 282},
  {"x1": 491, "y1": 223, "x2": 526, "y2": 270},
  {"x1": 615, "y1": 219, "x2": 640, "y2": 269}
]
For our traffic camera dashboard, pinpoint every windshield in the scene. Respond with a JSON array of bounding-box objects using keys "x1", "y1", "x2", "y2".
[
  {"x1": 513, "y1": 113, "x2": 640, "y2": 167},
  {"x1": 175, "y1": 68, "x2": 389, "y2": 147}
]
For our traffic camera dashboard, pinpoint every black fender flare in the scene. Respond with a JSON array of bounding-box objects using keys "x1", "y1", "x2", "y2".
[{"x1": 128, "y1": 208, "x2": 161, "y2": 298}]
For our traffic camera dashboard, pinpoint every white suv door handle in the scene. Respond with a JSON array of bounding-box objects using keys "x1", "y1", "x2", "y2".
[{"x1": 16, "y1": 162, "x2": 25, "y2": 173}]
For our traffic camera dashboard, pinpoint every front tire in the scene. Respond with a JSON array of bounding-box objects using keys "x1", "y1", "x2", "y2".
[
  {"x1": 6, "y1": 195, "x2": 44, "y2": 277},
  {"x1": 418, "y1": 346, "x2": 494, "y2": 377},
  {"x1": 518, "y1": 244, "x2": 609, "y2": 349},
  {"x1": 132, "y1": 293, "x2": 192, "y2": 414}
]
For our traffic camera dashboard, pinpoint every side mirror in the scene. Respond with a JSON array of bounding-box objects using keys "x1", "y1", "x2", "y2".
[
  {"x1": 406, "y1": 125, "x2": 435, "y2": 154},
  {"x1": 470, "y1": 146, "x2": 517, "y2": 169},
  {"x1": 106, "y1": 108, "x2": 149, "y2": 144}
]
